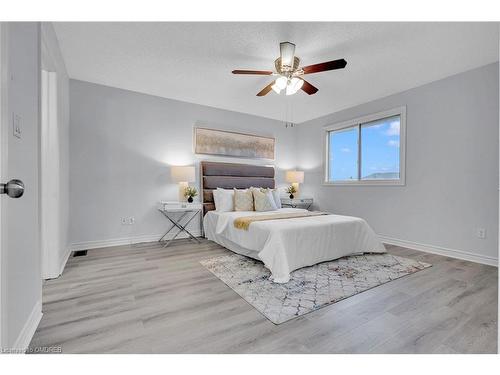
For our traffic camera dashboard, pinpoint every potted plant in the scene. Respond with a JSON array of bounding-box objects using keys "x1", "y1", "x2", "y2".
[
  {"x1": 184, "y1": 186, "x2": 198, "y2": 203},
  {"x1": 286, "y1": 185, "x2": 297, "y2": 199}
]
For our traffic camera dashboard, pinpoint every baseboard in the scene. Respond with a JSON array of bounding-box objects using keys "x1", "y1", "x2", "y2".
[
  {"x1": 11, "y1": 299, "x2": 42, "y2": 353},
  {"x1": 379, "y1": 235, "x2": 498, "y2": 267},
  {"x1": 70, "y1": 230, "x2": 202, "y2": 251}
]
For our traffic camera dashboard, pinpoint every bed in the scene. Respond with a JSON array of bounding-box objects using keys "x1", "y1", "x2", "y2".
[{"x1": 201, "y1": 161, "x2": 386, "y2": 283}]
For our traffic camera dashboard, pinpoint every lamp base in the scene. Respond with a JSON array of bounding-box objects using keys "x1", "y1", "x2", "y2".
[{"x1": 292, "y1": 182, "x2": 300, "y2": 197}]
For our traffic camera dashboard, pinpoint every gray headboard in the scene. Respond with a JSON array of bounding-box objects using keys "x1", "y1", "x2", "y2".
[{"x1": 200, "y1": 161, "x2": 275, "y2": 214}]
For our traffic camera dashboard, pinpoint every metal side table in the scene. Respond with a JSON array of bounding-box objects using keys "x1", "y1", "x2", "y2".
[
  {"x1": 280, "y1": 197, "x2": 314, "y2": 210},
  {"x1": 158, "y1": 201, "x2": 203, "y2": 248}
]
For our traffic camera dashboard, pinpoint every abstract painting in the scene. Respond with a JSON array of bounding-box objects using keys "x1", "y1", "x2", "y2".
[{"x1": 194, "y1": 127, "x2": 275, "y2": 160}]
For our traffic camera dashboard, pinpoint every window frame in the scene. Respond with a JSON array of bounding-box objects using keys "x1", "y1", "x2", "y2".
[{"x1": 323, "y1": 106, "x2": 406, "y2": 186}]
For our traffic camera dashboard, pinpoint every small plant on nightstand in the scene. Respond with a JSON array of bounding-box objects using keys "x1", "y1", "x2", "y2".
[
  {"x1": 184, "y1": 186, "x2": 198, "y2": 203},
  {"x1": 285, "y1": 185, "x2": 297, "y2": 199}
]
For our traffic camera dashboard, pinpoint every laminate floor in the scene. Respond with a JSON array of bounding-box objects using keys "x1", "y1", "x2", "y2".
[{"x1": 29, "y1": 239, "x2": 498, "y2": 353}]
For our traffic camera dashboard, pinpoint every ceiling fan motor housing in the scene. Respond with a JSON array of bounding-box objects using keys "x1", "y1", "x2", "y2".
[{"x1": 275, "y1": 56, "x2": 301, "y2": 75}]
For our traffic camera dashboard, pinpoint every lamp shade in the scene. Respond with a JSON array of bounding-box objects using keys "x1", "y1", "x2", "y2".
[
  {"x1": 286, "y1": 170, "x2": 304, "y2": 184},
  {"x1": 171, "y1": 166, "x2": 195, "y2": 183}
]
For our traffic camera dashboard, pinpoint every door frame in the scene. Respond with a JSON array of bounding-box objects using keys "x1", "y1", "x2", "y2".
[
  {"x1": 0, "y1": 22, "x2": 8, "y2": 349},
  {"x1": 40, "y1": 68, "x2": 60, "y2": 279},
  {"x1": 40, "y1": 30, "x2": 61, "y2": 279}
]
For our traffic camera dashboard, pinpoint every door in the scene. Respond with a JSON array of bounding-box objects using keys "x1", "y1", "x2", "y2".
[{"x1": 0, "y1": 22, "x2": 42, "y2": 351}]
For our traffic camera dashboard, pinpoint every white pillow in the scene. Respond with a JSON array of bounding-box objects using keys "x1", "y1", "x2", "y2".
[
  {"x1": 253, "y1": 189, "x2": 278, "y2": 212},
  {"x1": 213, "y1": 188, "x2": 234, "y2": 212},
  {"x1": 259, "y1": 188, "x2": 282, "y2": 209},
  {"x1": 270, "y1": 189, "x2": 282, "y2": 209}
]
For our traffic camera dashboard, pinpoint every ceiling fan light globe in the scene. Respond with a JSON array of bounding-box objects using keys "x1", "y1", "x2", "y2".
[
  {"x1": 271, "y1": 84, "x2": 281, "y2": 94},
  {"x1": 291, "y1": 77, "x2": 304, "y2": 91},
  {"x1": 275, "y1": 76, "x2": 288, "y2": 90},
  {"x1": 285, "y1": 84, "x2": 299, "y2": 96},
  {"x1": 285, "y1": 78, "x2": 304, "y2": 95}
]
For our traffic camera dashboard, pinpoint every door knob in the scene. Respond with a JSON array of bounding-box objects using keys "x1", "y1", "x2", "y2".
[{"x1": 0, "y1": 179, "x2": 25, "y2": 198}]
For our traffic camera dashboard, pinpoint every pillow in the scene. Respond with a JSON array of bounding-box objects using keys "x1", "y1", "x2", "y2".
[
  {"x1": 213, "y1": 188, "x2": 234, "y2": 212},
  {"x1": 253, "y1": 189, "x2": 278, "y2": 212},
  {"x1": 271, "y1": 189, "x2": 282, "y2": 209},
  {"x1": 259, "y1": 188, "x2": 282, "y2": 209},
  {"x1": 234, "y1": 189, "x2": 254, "y2": 211}
]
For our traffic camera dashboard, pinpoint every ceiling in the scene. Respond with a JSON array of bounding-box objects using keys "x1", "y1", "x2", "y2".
[{"x1": 53, "y1": 22, "x2": 499, "y2": 123}]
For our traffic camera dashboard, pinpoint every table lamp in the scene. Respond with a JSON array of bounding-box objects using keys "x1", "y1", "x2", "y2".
[
  {"x1": 171, "y1": 166, "x2": 196, "y2": 202},
  {"x1": 286, "y1": 170, "x2": 304, "y2": 197}
]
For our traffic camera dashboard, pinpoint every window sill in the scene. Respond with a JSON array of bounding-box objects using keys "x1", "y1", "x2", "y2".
[{"x1": 323, "y1": 180, "x2": 405, "y2": 187}]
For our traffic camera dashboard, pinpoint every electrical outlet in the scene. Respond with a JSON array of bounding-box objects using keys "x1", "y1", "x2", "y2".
[
  {"x1": 476, "y1": 228, "x2": 486, "y2": 239},
  {"x1": 121, "y1": 217, "x2": 135, "y2": 225}
]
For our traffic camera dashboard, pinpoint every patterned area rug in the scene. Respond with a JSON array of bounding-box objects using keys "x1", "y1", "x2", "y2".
[{"x1": 201, "y1": 253, "x2": 431, "y2": 324}]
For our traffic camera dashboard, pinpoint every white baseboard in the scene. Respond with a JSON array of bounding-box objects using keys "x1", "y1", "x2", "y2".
[
  {"x1": 70, "y1": 230, "x2": 202, "y2": 251},
  {"x1": 379, "y1": 235, "x2": 498, "y2": 267},
  {"x1": 11, "y1": 299, "x2": 42, "y2": 353}
]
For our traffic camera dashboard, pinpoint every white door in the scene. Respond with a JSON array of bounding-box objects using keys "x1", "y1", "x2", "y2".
[
  {"x1": 0, "y1": 20, "x2": 4, "y2": 349},
  {"x1": 0, "y1": 22, "x2": 42, "y2": 350}
]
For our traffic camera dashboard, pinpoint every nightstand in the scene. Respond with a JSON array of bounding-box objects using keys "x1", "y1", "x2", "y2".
[
  {"x1": 281, "y1": 197, "x2": 313, "y2": 210},
  {"x1": 158, "y1": 201, "x2": 203, "y2": 247}
]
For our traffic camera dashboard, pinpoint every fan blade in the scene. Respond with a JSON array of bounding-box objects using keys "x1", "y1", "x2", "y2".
[
  {"x1": 301, "y1": 79, "x2": 319, "y2": 95},
  {"x1": 280, "y1": 42, "x2": 296, "y2": 70},
  {"x1": 256, "y1": 81, "x2": 275, "y2": 96},
  {"x1": 301, "y1": 59, "x2": 347, "y2": 74},
  {"x1": 232, "y1": 69, "x2": 273, "y2": 75}
]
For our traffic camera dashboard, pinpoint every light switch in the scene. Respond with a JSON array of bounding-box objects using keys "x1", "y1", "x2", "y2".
[{"x1": 13, "y1": 114, "x2": 21, "y2": 139}]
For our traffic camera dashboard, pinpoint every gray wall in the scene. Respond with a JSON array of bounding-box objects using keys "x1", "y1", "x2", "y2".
[
  {"x1": 41, "y1": 22, "x2": 70, "y2": 277},
  {"x1": 2, "y1": 23, "x2": 41, "y2": 347},
  {"x1": 297, "y1": 63, "x2": 499, "y2": 262},
  {"x1": 69, "y1": 80, "x2": 297, "y2": 246}
]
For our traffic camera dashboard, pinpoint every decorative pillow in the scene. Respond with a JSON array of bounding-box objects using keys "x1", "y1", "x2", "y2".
[
  {"x1": 260, "y1": 188, "x2": 282, "y2": 209},
  {"x1": 258, "y1": 188, "x2": 281, "y2": 209},
  {"x1": 234, "y1": 189, "x2": 254, "y2": 211},
  {"x1": 213, "y1": 188, "x2": 234, "y2": 212},
  {"x1": 253, "y1": 189, "x2": 278, "y2": 212},
  {"x1": 271, "y1": 189, "x2": 282, "y2": 209}
]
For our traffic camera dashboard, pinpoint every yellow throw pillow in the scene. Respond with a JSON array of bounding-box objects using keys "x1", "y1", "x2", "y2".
[{"x1": 234, "y1": 189, "x2": 254, "y2": 211}]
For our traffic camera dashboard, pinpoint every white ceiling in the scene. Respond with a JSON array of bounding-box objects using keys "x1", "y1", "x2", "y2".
[{"x1": 53, "y1": 22, "x2": 499, "y2": 123}]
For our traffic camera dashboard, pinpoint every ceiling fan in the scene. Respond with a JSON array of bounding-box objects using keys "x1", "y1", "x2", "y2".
[{"x1": 232, "y1": 42, "x2": 347, "y2": 97}]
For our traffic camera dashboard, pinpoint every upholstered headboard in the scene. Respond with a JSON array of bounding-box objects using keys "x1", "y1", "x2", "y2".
[{"x1": 200, "y1": 161, "x2": 275, "y2": 214}]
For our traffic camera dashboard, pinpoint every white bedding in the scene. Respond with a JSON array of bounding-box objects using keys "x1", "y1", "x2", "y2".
[{"x1": 204, "y1": 208, "x2": 386, "y2": 283}]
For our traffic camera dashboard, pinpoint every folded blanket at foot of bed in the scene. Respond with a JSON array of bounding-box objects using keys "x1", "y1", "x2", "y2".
[{"x1": 233, "y1": 211, "x2": 330, "y2": 230}]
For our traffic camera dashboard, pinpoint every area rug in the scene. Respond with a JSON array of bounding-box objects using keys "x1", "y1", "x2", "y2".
[{"x1": 200, "y1": 253, "x2": 431, "y2": 324}]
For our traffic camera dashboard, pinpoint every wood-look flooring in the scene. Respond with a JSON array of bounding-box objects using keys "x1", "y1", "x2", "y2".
[{"x1": 29, "y1": 239, "x2": 498, "y2": 353}]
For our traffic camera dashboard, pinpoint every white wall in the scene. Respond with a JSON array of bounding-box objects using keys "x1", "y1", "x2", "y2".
[
  {"x1": 1, "y1": 22, "x2": 42, "y2": 349},
  {"x1": 297, "y1": 63, "x2": 499, "y2": 265},
  {"x1": 68, "y1": 63, "x2": 498, "y2": 266},
  {"x1": 40, "y1": 23, "x2": 70, "y2": 278},
  {"x1": 69, "y1": 80, "x2": 297, "y2": 248}
]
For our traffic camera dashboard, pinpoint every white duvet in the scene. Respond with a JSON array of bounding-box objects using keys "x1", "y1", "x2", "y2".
[{"x1": 204, "y1": 208, "x2": 386, "y2": 283}]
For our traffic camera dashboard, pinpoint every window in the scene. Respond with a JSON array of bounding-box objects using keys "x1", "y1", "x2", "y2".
[{"x1": 324, "y1": 107, "x2": 406, "y2": 185}]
